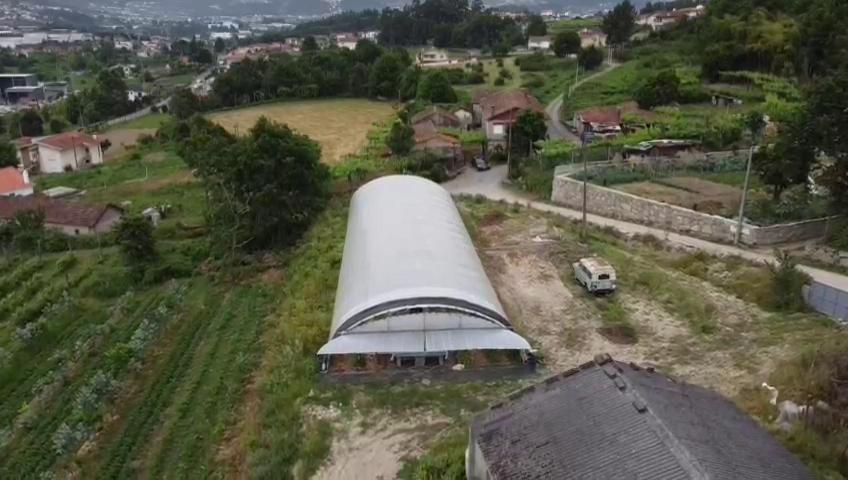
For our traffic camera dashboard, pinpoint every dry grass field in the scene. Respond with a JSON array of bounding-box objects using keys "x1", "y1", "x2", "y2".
[{"x1": 207, "y1": 99, "x2": 396, "y2": 164}]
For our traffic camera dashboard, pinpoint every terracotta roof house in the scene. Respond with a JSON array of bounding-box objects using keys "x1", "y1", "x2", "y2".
[
  {"x1": 467, "y1": 354, "x2": 813, "y2": 480},
  {"x1": 473, "y1": 89, "x2": 546, "y2": 146},
  {"x1": 579, "y1": 28, "x2": 607, "y2": 48},
  {"x1": 0, "y1": 167, "x2": 33, "y2": 196},
  {"x1": 0, "y1": 195, "x2": 123, "y2": 235},
  {"x1": 412, "y1": 121, "x2": 463, "y2": 172},
  {"x1": 411, "y1": 106, "x2": 462, "y2": 129},
  {"x1": 573, "y1": 106, "x2": 623, "y2": 138},
  {"x1": 15, "y1": 132, "x2": 104, "y2": 174}
]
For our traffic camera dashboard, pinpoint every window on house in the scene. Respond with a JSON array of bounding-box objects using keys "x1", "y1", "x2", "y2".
[
  {"x1": 74, "y1": 229, "x2": 80, "y2": 235},
  {"x1": 493, "y1": 124, "x2": 505, "y2": 136}
]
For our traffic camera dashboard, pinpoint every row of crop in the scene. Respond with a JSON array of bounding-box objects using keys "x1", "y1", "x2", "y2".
[
  {"x1": 49, "y1": 283, "x2": 189, "y2": 466},
  {"x1": 148, "y1": 285, "x2": 273, "y2": 477},
  {"x1": 0, "y1": 285, "x2": 183, "y2": 478},
  {"x1": 96, "y1": 283, "x2": 213, "y2": 479},
  {"x1": 0, "y1": 257, "x2": 46, "y2": 302}
]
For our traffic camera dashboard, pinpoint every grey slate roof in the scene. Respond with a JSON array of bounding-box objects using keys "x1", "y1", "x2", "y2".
[{"x1": 471, "y1": 354, "x2": 813, "y2": 480}]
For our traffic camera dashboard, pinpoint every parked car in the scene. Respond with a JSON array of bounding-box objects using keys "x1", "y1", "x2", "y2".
[
  {"x1": 473, "y1": 156, "x2": 491, "y2": 171},
  {"x1": 573, "y1": 257, "x2": 617, "y2": 294}
]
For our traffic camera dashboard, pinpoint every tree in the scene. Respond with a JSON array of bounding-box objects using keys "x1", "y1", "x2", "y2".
[
  {"x1": 553, "y1": 31, "x2": 581, "y2": 57},
  {"x1": 807, "y1": 69, "x2": 848, "y2": 209},
  {"x1": 48, "y1": 118, "x2": 67, "y2": 134},
  {"x1": 512, "y1": 110, "x2": 547, "y2": 156},
  {"x1": 354, "y1": 39, "x2": 382, "y2": 64},
  {"x1": 369, "y1": 52, "x2": 405, "y2": 98},
  {"x1": 143, "y1": 71, "x2": 155, "y2": 83},
  {"x1": 416, "y1": 70, "x2": 457, "y2": 103},
  {"x1": 635, "y1": 69, "x2": 681, "y2": 108},
  {"x1": 602, "y1": 0, "x2": 637, "y2": 45},
  {"x1": 302, "y1": 36, "x2": 319, "y2": 52},
  {"x1": 170, "y1": 88, "x2": 203, "y2": 119},
  {"x1": 753, "y1": 119, "x2": 815, "y2": 201},
  {"x1": 526, "y1": 15, "x2": 547, "y2": 37},
  {"x1": 214, "y1": 37, "x2": 226, "y2": 53},
  {"x1": 19, "y1": 110, "x2": 43, "y2": 137},
  {"x1": 578, "y1": 46, "x2": 604, "y2": 70},
  {"x1": 0, "y1": 138, "x2": 17, "y2": 168},
  {"x1": 180, "y1": 117, "x2": 330, "y2": 254},
  {"x1": 386, "y1": 120, "x2": 415, "y2": 156},
  {"x1": 114, "y1": 215, "x2": 157, "y2": 280},
  {"x1": 399, "y1": 67, "x2": 422, "y2": 101}
]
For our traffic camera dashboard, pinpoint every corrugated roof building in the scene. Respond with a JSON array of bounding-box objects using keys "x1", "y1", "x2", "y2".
[
  {"x1": 468, "y1": 354, "x2": 813, "y2": 480},
  {"x1": 318, "y1": 175, "x2": 530, "y2": 366}
]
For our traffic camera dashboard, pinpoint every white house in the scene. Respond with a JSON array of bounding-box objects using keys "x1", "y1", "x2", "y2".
[
  {"x1": 110, "y1": 63, "x2": 137, "y2": 78},
  {"x1": 0, "y1": 167, "x2": 33, "y2": 196},
  {"x1": 336, "y1": 34, "x2": 359, "y2": 50},
  {"x1": 527, "y1": 35, "x2": 552, "y2": 51},
  {"x1": 114, "y1": 40, "x2": 134, "y2": 51},
  {"x1": 417, "y1": 48, "x2": 450, "y2": 65},
  {"x1": 16, "y1": 132, "x2": 104, "y2": 174},
  {"x1": 579, "y1": 29, "x2": 607, "y2": 48},
  {"x1": 128, "y1": 89, "x2": 145, "y2": 102}
]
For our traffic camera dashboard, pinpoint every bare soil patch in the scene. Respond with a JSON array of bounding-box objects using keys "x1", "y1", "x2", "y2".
[
  {"x1": 615, "y1": 176, "x2": 742, "y2": 216},
  {"x1": 313, "y1": 410, "x2": 449, "y2": 480},
  {"x1": 100, "y1": 129, "x2": 156, "y2": 160}
]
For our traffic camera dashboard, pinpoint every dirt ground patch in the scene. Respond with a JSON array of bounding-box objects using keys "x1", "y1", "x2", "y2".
[
  {"x1": 100, "y1": 129, "x2": 156, "y2": 161},
  {"x1": 615, "y1": 176, "x2": 742, "y2": 216},
  {"x1": 477, "y1": 210, "x2": 791, "y2": 397},
  {"x1": 313, "y1": 409, "x2": 449, "y2": 480},
  {"x1": 207, "y1": 99, "x2": 395, "y2": 164}
]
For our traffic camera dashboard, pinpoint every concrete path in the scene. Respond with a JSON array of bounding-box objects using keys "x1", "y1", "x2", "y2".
[
  {"x1": 545, "y1": 62, "x2": 623, "y2": 144},
  {"x1": 445, "y1": 165, "x2": 848, "y2": 291}
]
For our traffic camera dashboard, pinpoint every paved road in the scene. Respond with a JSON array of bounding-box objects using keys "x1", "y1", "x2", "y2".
[
  {"x1": 545, "y1": 62, "x2": 623, "y2": 144},
  {"x1": 445, "y1": 165, "x2": 848, "y2": 291}
]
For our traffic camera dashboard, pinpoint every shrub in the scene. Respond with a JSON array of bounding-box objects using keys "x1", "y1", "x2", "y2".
[
  {"x1": 766, "y1": 250, "x2": 810, "y2": 312},
  {"x1": 493, "y1": 77, "x2": 505, "y2": 86}
]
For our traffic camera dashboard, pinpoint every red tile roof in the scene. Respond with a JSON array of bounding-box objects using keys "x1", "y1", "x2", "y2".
[
  {"x1": 0, "y1": 167, "x2": 30, "y2": 195},
  {"x1": 577, "y1": 106, "x2": 622, "y2": 125},
  {"x1": 0, "y1": 195, "x2": 121, "y2": 228},
  {"x1": 36, "y1": 132, "x2": 100, "y2": 151},
  {"x1": 478, "y1": 89, "x2": 545, "y2": 121},
  {"x1": 411, "y1": 106, "x2": 461, "y2": 127},
  {"x1": 412, "y1": 121, "x2": 460, "y2": 149}
]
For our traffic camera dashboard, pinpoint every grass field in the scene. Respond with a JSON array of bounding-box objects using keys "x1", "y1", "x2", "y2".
[
  {"x1": 548, "y1": 17, "x2": 602, "y2": 34},
  {"x1": 207, "y1": 99, "x2": 396, "y2": 164},
  {"x1": 106, "y1": 113, "x2": 173, "y2": 131}
]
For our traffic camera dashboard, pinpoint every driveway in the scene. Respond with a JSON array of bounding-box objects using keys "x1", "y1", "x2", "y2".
[
  {"x1": 545, "y1": 62, "x2": 623, "y2": 145},
  {"x1": 445, "y1": 165, "x2": 848, "y2": 292}
]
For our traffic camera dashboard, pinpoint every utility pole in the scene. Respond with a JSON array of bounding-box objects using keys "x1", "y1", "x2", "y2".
[
  {"x1": 506, "y1": 110, "x2": 513, "y2": 178},
  {"x1": 735, "y1": 143, "x2": 755, "y2": 245},
  {"x1": 581, "y1": 131, "x2": 589, "y2": 238}
]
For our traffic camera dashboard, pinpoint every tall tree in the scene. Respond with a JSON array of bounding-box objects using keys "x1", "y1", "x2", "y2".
[
  {"x1": 416, "y1": 70, "x2": 457, "y2": 103},
  {"x1": 602, "y1": 0, "x2": 637, "y2": 45},
  {"x1": 302, "y1": 36, "x2": 319, "y2": 52},
  {"x1": 114, "y1": 215, "x2": 158, "y2": 280},
  {"x1": 513, "y1": 110, "x2": 547, "y2": 156},
  {"x1": 753, "y1": 120, "x2": 815, "y2": 201},
  {"x1": 526, "y1": 15, "x2": 547, "y2": 37},
  {"x1": 19, "y1": 110, "x2": 43, "y2": 137},
  {"x1": 214, "y1": 37, "x2": 226, "y2": 53},
  {"x1": 635, "y1": 69, "x2": 681, "y2": 108},
  {"x1": 386, "y1": 120, "x2": 415, "y2": 156},
  {"x1": 578, "y1": 46, "x2": 604, "y2": 70},
  {"x1": 179, "y1": 117, "x2": 330, "y2": 254},
  {"x1": 807, "y1": 69, "x2": 848, "y2": 208},
  {"x1": 0, "y1": 138, "x2": 17, "y2": 168},
  {"x1": 369, "y1": 51, "x2": 405, "y2": 98},
  {"x1": 553, "y1": 31, "x2": 581, "y2": 57}
]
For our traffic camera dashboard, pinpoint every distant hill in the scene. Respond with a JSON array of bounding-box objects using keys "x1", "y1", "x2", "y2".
[{"x1": 35, "y1": 0, "x2": 639, "y2": 18}]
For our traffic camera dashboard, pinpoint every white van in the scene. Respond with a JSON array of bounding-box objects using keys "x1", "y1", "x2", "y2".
[{"x1": 573, "y1": 257, "x2": 617, "y2": 294}]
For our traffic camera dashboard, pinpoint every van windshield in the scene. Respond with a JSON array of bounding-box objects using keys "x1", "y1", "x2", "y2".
[{"x1": 598, "y1": 274, "x2": 610, "y2": 280}]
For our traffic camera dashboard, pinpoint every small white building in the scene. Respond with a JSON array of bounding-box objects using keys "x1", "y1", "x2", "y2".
[
  {"x1": 16, "y1": 132, "x2": 104, "y2": 174},
  {"x1": 128, "y1": 89, "x2": 145, "y2": 102},
  {"x1": 336, "y1": 34, "x2": 359, "y2": 50},
  {"x1": 417, "y1": 48, "x2": 450, "y2": 65},
  {"x1": 527, "y1": 35, "x2": 552, "y2": 51},
  {"x1": 114, "y1": 40, "x2": 134, "y2": 51},
  {"x1": 579, "y1": 28, "x2": 607, "y2": 48}
]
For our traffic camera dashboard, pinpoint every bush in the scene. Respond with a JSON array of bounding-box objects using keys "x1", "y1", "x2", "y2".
[
  {"x1": 493, "y1": 77, "x2": 505, "y2": 86},
  {"x1": 515, "y1": 53, "x2": 551, "y2": 72},
  {"x1": 766, "y1": 250, "x2": 810, "y2": 312},
  {"x1": 578, "y1": 46, "x2": 604, "y2": 70}
]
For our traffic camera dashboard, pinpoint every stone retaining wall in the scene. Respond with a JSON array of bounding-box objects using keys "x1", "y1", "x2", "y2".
[{"x1": 551, "y1": 174, "x2": 837, "y2": 246}]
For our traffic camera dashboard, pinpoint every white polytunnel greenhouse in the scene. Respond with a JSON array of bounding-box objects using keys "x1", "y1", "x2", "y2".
[{"x1": 318, "y1": 175, "x2": 531, "y2": 363}]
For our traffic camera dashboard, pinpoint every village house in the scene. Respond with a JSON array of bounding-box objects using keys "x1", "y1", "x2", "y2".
[
  {"x1": 0, "y1": 195, "x2": 123, "y2": 235},
  {"x1": 527, "y1": 35, "x2": 552, "y2": 51},
  {"x1": 412, "y1": 121, "x2": 464, "y2": 173},
  {"x1": 579, "y1": 28, "x2": 607, "y2": 48},
  {"x1": 474, "y1": 89, "x2": 546, "y2": 147},
  {"x1": 467, "y1": 354, "x2": 813, "y2": 480},
  {"x1": 336, "y1": 34, "x2": 359, "y2": 50},
  {"x1": 15, "y1": 132, "x2": 105, "y2": 174},
  {"x1": 638, "y1": 6, "x2": 706, "y2": 31},
  {"x1": 416, "y1": 48, "x2": 450, "y2": 65},
  {"x1": 573, "y1": 106, "x2": 622, "y2": 138},
  {"x1": 411, "y1": 106, "x2": 462, "y2": 129},
  {"x1": 222, "y1": 43, "x2": 295, "y2": 68},
  {"x1": 453, "y1": 107, "x2": 473, "y2": 129},
  {"x1": 0, "y1": 167, "x2": 33, "y2": 196}
]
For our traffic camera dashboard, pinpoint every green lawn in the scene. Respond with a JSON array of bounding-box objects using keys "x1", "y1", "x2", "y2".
[
  {"x1": 107, "y1": 112, "x2": 173, "y2": 131},
  {"x1": 548, "y1": 17, "x2": 602, "y2": 34}
]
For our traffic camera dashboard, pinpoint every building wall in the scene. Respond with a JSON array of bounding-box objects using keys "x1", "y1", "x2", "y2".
[
  {"x1": 94, "y1": 208, "x2": 123, "y2": 233},
  {"x1": 551, "y1": 175, "x2": 838, "y2": 246},
  {"x1": 37, "y1": 143, "x2": 103, "y2": 173},
  {"x1": 45, "y1": 222, "x2": 93, "y2": 236}
]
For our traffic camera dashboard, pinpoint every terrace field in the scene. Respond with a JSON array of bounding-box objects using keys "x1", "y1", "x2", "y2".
[{"x1": 207, "y1": 98, "x2": 396, "y2": 164}]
